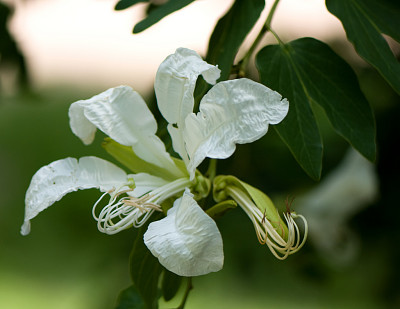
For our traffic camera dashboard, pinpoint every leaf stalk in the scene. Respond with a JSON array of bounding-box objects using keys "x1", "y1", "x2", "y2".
[{"x1": 238, "y1": 0, "x2": 283, "y2": 75}]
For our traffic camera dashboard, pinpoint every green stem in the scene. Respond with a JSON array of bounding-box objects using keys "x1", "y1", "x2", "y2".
[
  {"x1": 265, "y1": 0, "x2": 281, "y2": 27},
  {"x1": 176, "y1": 277, "x2": 193, "y2": 309},
  {"x1": 268, "y1": 26, "x2": 285, "y2": 47},
  {"x1": 238, "y1": 0, "x2": 283, "y2": 75}
]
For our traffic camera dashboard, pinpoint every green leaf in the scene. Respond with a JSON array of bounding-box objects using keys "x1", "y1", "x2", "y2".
[
  {"x1": 326, "y1": 0, "x2": 400, "y2": 94},
  {"x1": 115, "y1": 0, "x2": 148, "y2": 11},
  {"x1": 256, "y1": 38, "x2": 376, "y2": 179},
  {"x1": 195, "y1": 0, "x2": 264, "y2": 107},
  {"x1": 193, "y1": 76, "x2": 211, "y2": 111},
  {"x1": 102, "y1": 138, "x2": 187, "y2": 181},
  {"x1": 133, "y1": 0, "x2": 194, "y2": 33},
  {"x1": 161, "y1": 269, "x2": 182, "y2": 302},
  {"x1": 115, "y1": 285, "x2": 146, "y2": 309},
  {"x1": 256, "y1": 42, "x2": 322, "y2": 180},
  {"x1": 130, "y1": 215, "x2": 163, "y2": 309},
  {"x1": 205, "y1": 0, "x2": 265, "y2": 81}
]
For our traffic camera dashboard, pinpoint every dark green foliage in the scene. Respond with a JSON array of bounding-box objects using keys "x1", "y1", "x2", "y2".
[
  {"x1": 161, "y1": 269, "x2": 183, "y2": 301},
  {"x1": 0, "y1": 2, "x2": 29, "y2": 92},
  {"x1": 133, "y1": 0, "x2": 194, "y2": 33},
  {"x1": 206, "y1": 0, "x2": 265, "y2": 81},
  {"x1": 115, "y1": 285, "x2": 146, "y2": 309},
  {"x1": 114, "y1": 0, "x2": 195, "y2": 33},
  {"x1": 256, "y1": 38, "x2": 376, "y2": 179},
  {"x1": 112, "y1": 0, "x2": 383, "y2": 180},
  {"x1": 115, "y1": 0, "x2": 148, "y2": 11},
  {"x1": 195, "y1": 0, "x2": 264, "y2": 110},
  {"x1": 326, "y1": 0, "x2": 400, "y2": 94},
  {"x1": 129, "y1": 218, "x2": 163, "y2": 309}
]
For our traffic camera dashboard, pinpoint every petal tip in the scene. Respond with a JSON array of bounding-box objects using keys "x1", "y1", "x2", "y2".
[{"x1": 20, "y1": 221, "x2": 31, "y2": 236}]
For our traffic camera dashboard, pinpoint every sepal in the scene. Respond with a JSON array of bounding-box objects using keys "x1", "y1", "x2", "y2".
[
  {"x1": 206, "y1": 200, "x2": 237, "y2": 220},
  {"x1": 102, "y1": 138, "x2": 187, "y2": 181}
]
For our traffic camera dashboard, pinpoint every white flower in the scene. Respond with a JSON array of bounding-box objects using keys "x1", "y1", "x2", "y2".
[
  {"x1": 21, "y1": 48, "x2": 289, "y2": 276},
  {"x1": 297, "y1": 149, "x2": 378, "y2": 265}
]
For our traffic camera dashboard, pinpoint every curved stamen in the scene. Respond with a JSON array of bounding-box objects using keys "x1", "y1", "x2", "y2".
[
  {"x1": 92, "y1": 177, "x2": 193, "y2": 235},
  {"x1": 92, "y1": 191, "x2": 109, "y2": 220},
  {"x1": 94, "y1": 194, "x2": 163, "y2": 234},
  {"x1": 92, "y1": 181, "x2": 161, "y2": 234},
  {"x1": 225, "y1": 185, "x2": 308, "y2": 260},
  {"x1": 95, "y1": 194, "x2": 162, "y2": 234},
  {"x1": 266, "y1": 212, "x2": 308, "y2": 260}
]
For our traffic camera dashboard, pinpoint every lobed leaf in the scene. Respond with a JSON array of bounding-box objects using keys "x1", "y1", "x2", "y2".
[
  {"x1": 256, "y1": 42, "x2": 322, "y2": 180},
  {"x1": 326, "y1": 0, "x2": 400, "y2": 94},
  {"x1": 256, "y1": 38, "x2": 376, "y2": 179}
]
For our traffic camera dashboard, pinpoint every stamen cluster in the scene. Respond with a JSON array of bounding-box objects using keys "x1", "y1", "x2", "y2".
[{"x1": 218, "y1": 182, "x2": 308, "y2": 260}]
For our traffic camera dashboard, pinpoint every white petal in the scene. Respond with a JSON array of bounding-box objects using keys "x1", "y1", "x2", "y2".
[
  {"x1": 167, "y1": 124, "x2": 186, "y2": 161},
  {"x1": 69, "y1": 86, "x2": 155, "y2": 145},
  {"x1": 69, "y1": 86, "x2": 183, "y2": 176},
  {"x1": 144, "y1": 189, "x2": 224, "y2": 276},
  {"x1": 184, "y1": 78, "x2": 289, "y2": 178},
  {"x1": 128, "y1": 173, "x2": 170, "y2": 197},
  {"x1": 155, "y1": 48, "x2": 220, "y2": 161},
  {"x1": 22, "y1": 156, "x2": 128, "y2": 235},
  {"x1": 69, "y1": 95, "x2": 99, "y2": 145},
  {"x1": 155, "y1": 48, "x2": 220, "y2": 125}
]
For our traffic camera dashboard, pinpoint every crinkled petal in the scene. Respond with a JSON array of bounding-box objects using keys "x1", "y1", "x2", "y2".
[
  {"x1": 128, "y1": 173, "x2": 170, "y2": 197},
  {"x1": 144, "y1": 189, "x2": 224, "y2": 276},
  {"x1": 69, "y1": 86, "x2": 183, "y2": 177},
  {"x1": 155, "y1": 48, "x2": 220, "y2": 125},
  {"x1": 22, "y1": 156, "x2": 128, "y2": 235},
  {"x1": 184, "y1": 78, "x2": 289, "y2": 178},
  {"x1": 155, "y1": 48, "x2": 220, "y2": 161}
]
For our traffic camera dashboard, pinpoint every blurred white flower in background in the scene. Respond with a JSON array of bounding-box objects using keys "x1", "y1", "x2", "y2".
[{"x1": 297, "y1": 148, "x2": 379, "y2": 266}]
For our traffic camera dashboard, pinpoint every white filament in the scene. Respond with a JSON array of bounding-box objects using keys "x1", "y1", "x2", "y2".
[
  {"x1": 92, "y1": 177, "x2": 192, "y2": 235},
  {"x1": 227, "y1": 187, "x2": 308, "y2": 260}
]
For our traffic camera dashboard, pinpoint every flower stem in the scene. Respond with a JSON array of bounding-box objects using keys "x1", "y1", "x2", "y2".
[
  {"x1": 237, "y1": 0, "x2": 282, "y2": 75},
  {"x1": 176, "y1": 277, "x2": 193, "y2": 309}
]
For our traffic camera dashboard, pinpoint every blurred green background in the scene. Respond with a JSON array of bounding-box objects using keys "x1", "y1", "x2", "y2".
[{"x1": 1, "y1": 1, "x2": 400, "y2": 308}]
